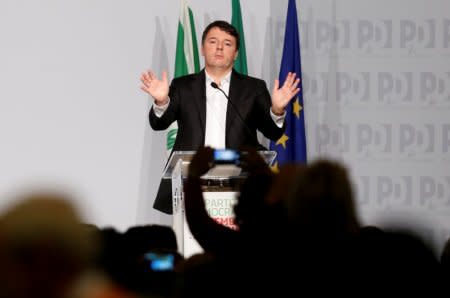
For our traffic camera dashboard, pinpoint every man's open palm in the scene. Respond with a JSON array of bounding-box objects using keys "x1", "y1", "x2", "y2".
[
  {"x1": 140, "y1": 70, "x2": 170, "y2": 105},
  {"x1": 271, "y1": 72, "x2": 301, "y2": 115}
]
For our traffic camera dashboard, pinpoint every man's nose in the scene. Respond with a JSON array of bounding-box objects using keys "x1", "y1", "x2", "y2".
[{"x1": 216, "y1": 42, "x2": 223, "y2": 50}]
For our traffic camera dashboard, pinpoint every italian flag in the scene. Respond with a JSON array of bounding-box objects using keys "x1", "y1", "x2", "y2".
[{"x1": 167, "y1": 0, "x2": 200, "y2": 154}]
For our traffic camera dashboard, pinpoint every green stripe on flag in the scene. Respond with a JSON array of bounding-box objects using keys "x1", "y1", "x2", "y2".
[
  {"x1": 188, "y1": 8, "x2": 200, "y2": 73},
  {"x1": 167, "y1": 128, "x2": 178, "y2": 151},
  {"x1": 231, "y1": 0, "x2": 248, "y2": 75},
  {"x1": 174, "y1": 24, "x2": 188, "y2": 78}
]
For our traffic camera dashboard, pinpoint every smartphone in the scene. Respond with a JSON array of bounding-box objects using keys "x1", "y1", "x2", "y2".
[
  {"x1": 143, "y1": 252, "x2": 175, "y2": 271},
  {"x1": 213, "y1": 149, "x2": 240, "y2": 164}
]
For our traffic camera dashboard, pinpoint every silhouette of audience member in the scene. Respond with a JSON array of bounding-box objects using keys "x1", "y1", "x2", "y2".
[
  {"x1": 283, "y1": 159, "x2": 442, "y2": 295},
  {"x1": 183, "y1": 146, "x2": 275, "y2": 254},
  {"x1": 183, "y1": 146, "x2": 294, "y2": 296},
  {"x1": 283, "y1": 159, "x2": 362, "y2": 294},
  {"x1": 0, "y1": 192, "x2": 138, "y2": 298},
  {"x1": 174, "y1": 252, "x2": 218, "y2": 298},
  {"x1": 361, "y1": 227, "x2": 442, "y2": 295},
  {"x1": 286, "y1": 159, "x2": 360, "y2": 239},
  {"x1": 0, "y1": 192, "x2": 97, "y2": 298},
  {"x1": 95, "y1": 227, "x2": 126, "y2": 285},
  {"x1": 121, "y1": 224, "x2": 182, "y2": 297},
  {"x1": 124, "y1": 224, "x2": 178, "y2": 255},
  {"x1": 190, "y1": 154, "x2": 445, "y2": 296},
  {"x1": 441, "y1": 237, "x2": 450, "y2": 278}
]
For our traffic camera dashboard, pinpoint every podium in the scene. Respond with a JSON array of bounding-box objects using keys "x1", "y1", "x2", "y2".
[{"x1": 162, "y1": 150, "x2": 276, "y2": 258}]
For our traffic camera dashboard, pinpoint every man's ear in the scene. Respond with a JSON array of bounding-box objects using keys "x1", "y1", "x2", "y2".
[
  {"x1": 234, "y1": 51, "x2": 239, "y2": 60},
  {"x1": 201, "y1": 45, "x2": 205, "y2": 57}
]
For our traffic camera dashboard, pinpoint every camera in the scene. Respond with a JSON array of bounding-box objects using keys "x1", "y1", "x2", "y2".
[
  {"x1": 213, "y1": 149, "x2": 240, "y2": 165},
  {"x1": 143, "y1": 252, "x2": 175, "y2": 271}
]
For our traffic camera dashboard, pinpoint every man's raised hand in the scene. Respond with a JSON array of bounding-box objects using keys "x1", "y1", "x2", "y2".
[
  {"x1": 271, "y1": 72, "x2": 301, "y2": 115},
  {"x1": 140, "y1": 70, "x2": 170, "y2": 106}
]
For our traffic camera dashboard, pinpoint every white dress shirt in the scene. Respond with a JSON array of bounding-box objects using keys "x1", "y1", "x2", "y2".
[{"x1": 203, "y1": 70, "x2": 230, "y2": 149}]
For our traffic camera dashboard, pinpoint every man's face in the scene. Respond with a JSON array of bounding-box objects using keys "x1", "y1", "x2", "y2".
[{"x1": 201, "y1": 27, "x2": 238, "y2": 71}]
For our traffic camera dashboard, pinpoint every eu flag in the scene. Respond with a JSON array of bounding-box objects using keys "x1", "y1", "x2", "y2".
[{"x1": 270, "y1": 0, "x2": 307, "y2": 170}]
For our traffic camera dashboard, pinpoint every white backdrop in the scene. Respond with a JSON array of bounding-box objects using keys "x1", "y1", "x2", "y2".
[{"x1": 1, "y1": 0, "x2": 449, "y2": 255}]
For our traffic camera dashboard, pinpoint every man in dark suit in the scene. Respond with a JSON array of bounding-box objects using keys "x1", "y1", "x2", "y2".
[{"x1": 141, "y1": 20, "x2": 300, "y2": 214}]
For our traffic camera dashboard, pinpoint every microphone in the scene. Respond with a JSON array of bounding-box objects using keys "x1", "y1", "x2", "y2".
[{"x1": 210, "y1": 82, "x2": 261, "y2": 149}]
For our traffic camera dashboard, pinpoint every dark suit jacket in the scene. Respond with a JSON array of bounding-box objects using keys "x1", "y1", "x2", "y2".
[{"x1": 150, "y1": 69, "x2": 285, "y2": 213}]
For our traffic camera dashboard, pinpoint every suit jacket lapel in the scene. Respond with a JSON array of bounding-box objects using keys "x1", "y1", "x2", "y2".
[
  {"x1": 191, "y1": 70, "x2": 207, "y2": 140},
  {"x1": 226, "y1": 70, "x2": 243, "y2": 138}
]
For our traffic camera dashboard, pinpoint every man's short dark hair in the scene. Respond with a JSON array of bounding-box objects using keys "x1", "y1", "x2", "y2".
[{"x1": 201, "y1": 20, "x2": 240, "y2": 50}]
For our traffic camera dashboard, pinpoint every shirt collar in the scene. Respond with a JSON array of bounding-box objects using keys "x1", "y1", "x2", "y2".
[{"x1": 205, "y1": 69, "x2": 232, "y2": 86}]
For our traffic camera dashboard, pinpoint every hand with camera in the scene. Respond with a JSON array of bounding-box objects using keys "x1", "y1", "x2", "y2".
[
  {"x1": 184, "y1": 147, "x2": 241, "y2": 253},
  {"x1": 187, "y1": 146, "x2": 214, "y2": 179}
]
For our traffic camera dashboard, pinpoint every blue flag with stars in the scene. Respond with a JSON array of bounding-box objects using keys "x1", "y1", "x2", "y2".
[{"x1": 270, "y1": 0, "x2": 307, "y2": 170}]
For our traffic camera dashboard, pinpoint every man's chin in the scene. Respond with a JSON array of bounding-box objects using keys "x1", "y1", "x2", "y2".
[{"x1": 206, "y1": 62, "x2": 233, "y2": 72}]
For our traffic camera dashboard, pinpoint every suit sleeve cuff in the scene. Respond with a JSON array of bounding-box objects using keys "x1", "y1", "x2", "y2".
[
  {"x1": 270, "y1": 108, "x2": 286, "y2": 128},
  {"x1": 152, "y1": 97, "x2": 170, "y2": 117}
]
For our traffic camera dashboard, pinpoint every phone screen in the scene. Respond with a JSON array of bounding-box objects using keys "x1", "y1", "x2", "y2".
[
  {"x1": 214, "y1": 149, "x2": 240, "y2": 164},
  {"x1": 144, "y1": 252, "x2": 175, "y2": 271}
]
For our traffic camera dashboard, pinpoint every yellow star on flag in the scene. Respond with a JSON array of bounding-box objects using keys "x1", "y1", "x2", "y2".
[
  {"x1": 293, "y1": 97, "x2": 302, "y2": 119},
  {"x1": 276, "y1": 134, "x2": 289, "y2": 149},
  {"x1": 270, "y1": 161, "x2": 280, "y2": 173}
]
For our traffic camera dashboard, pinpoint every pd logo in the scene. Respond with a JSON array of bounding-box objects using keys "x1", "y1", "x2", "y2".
[
  {"x1": 356, "y1": 123, "x2": 393, "y2": 155},
  {"x1": 419, "y1": 176, "x2": 450, "y2": 209},
  {"x1": 315, "y1": 123, "x2": 350, "y2": 154},
  {"x1": 358, "y1": 20, "x2": 393, "y2": 50},
  {"x1": 420, "y1": 72, "x2": 450, "y2": 105},
  {"x1": 399, "y1": 124, "x2": 435, "y2": 155},
  {"x1": 303, "y1": 72, "x2": 371, "y2": 103},
  {"x1": 378, "y1": 72, "x2": 413, "y2": 103},
  {"x1": 400, "y1": 19, "x2": 436, "y2": 49},
  {"x1": 356, "y1": 175, "x2": 450, "y2": 210}
]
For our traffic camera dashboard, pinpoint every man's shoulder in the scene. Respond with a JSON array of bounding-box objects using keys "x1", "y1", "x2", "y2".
[
  {"x1": 232, "y1": 70, "x2": 267, "y2": 88},
  {"x1": 171, "y1": 72, "x2": 202, "y2": 85}
]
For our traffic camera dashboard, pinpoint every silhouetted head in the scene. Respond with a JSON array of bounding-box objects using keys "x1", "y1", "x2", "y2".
[
  {"x1": 233, "y1": 173, "x2": 274, "y2": 232},
  {"x1": 286, "y1": 159, "x2": 360, "y2": 238}
]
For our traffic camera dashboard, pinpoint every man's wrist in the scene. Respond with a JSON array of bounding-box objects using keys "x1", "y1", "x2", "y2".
[
  {"x1": 154, "y1": 98, "x2": 169, "y2": 106},
  {"x1": 271, "y1": 107, "x2": 285, "y2": 116}
]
